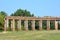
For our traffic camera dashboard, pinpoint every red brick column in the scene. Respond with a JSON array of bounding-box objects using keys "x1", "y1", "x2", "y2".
[
  {"x1": 31, "y1": 20, "x2": 35, "y2": 30},
  {"x1": 17, "y1": 20, "x2": 21, "y2": 30},
  {"x1": 39, "y1": 20, "x2": 42, "y2": 30},
  {"x1": 47, "y1": 20, "x2": 50, "y2": 30},
  {"x1": 24, "y1": 20, "x2": 28, "y2": 31},
  {"x1": 11, "y1": 19, "x2": 15, "y2": 31},
  {"x1": 55, "y1": 21, "x2": 58, "y2": 30}
]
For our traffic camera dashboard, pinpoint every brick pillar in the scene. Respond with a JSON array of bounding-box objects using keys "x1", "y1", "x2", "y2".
[
  {"x1": 24, "y1": 20, "x2": 28, "y2": 31},
  {"x1": 47, "y1": 20, "x2": 50, "y2": 30},
  {"x1": 55, "y1": 21, "x2": 58, "y2": 30},
  {"x1": 4, "y1": 19, "x2": 9, "y2": 31},
  {"x1": 17, "y1": 20, "x2": 21, "y2": 30},
  {"x1": 11, "y1": 19, "x2": 15, "y2": 31},
  {"x1": 31, "y1": 20, "x2": 35, "y2": 30},
  {"x1": 39, "y1": 20, "x2": 42, "y2": 30}
]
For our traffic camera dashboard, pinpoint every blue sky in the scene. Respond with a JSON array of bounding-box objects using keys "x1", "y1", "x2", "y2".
[{"x1": 0, "y1": 0, "x2": 60, "y2": 17}]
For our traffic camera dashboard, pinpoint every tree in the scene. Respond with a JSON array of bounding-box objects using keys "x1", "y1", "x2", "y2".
[
  {"x1": 11, "y1": 9, "x2": 34, "y2": 17},
  {"x1": 0, "y1": 11, "x2": 7, "y2": 16},
  {"x1": 0, "y1": 11, "x2": 7, "y2": 30}
]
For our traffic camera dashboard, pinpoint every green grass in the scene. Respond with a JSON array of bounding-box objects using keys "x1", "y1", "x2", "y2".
[{"x1": 0, "y1": 30, "x2": 60, "y2": 40}]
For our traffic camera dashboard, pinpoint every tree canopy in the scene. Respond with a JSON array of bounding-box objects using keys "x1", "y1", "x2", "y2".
[{"x1": 11, "y1": 9, "x2": 34, "y2": 17}]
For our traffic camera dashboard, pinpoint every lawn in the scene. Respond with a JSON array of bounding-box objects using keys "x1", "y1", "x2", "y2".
[{"x1": 0, "y1": 30, "x2": 60, "y2": 40}]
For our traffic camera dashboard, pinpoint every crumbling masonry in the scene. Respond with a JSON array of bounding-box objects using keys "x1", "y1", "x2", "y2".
[{"x1": 4, "y1": 16, "x2": 59, "y2": 31}]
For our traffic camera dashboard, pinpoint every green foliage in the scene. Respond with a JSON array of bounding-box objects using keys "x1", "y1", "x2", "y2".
[
  {"x1": 0, "y1": 11, "x2": 7, "y2": 16},
  {"x1": 42, "y1": 20, "x2": 47, "y2": 29},
  {"x1": 0, "y1": 11, "x2": 7, "y2": 30},
  {"x1": 50, "y1": 21, "x2": 55, "y2": 30},
  {"x1": 11, "y1": 9, "x2": 34, "y2": 17}
]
